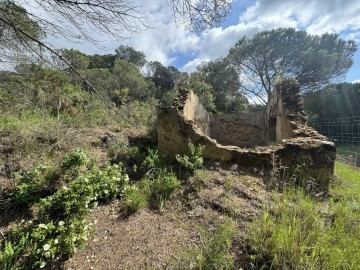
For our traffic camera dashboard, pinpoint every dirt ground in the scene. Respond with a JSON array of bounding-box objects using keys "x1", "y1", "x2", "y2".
[
  {"x1": 0, "y1": 128, "x2": 271, "y2": 269},
  {"x1": 61, "y1": 169, "x2": 270, "y2": 270}
]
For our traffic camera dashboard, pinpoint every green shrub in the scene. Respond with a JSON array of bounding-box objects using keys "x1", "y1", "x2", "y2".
[
  {"x1": 1, "y1": 159, "x2": 129, "y2": 270},
  {"x1": 122, "y1": 185, "x2": 148, "y2": 215},
  {"x1": 13, "y1": 164, "x2": 60, "y2": 206},
  {"x1": 176, "y1": 141, "x2": 204, "y2": 172},
  {"x1": 61, "y1": 149, "x2": 89, "y2": 171},
  {"x1": 12, "y1": 149, "x2": 91, "y2": 207},
  {"x1": 141, "y1": 148, "x2": 166, "y2": 172},
  {"x1": 107, "y1": 138, "x2": 143, "y2": 169},
  {"x1": 39, "y1": 164, "x2": 128, "y2": 220},
  {"x1": 140, "y1": 170, "x2": 181, "y2": 209}
]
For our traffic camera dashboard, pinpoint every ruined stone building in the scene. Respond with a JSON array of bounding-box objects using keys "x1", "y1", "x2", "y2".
[{"x1": 157, "y1": 78, "x2": 336, "y2": 191}]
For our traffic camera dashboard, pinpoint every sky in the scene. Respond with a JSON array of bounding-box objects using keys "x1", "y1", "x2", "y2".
[{"x1": 38, "y1": 0, "x2": 360, "y2": 83}]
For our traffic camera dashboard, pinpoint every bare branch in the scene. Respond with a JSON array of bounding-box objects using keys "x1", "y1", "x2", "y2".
[{"x1": 167, "y1": 0, "x2": 233, "y2": 32}]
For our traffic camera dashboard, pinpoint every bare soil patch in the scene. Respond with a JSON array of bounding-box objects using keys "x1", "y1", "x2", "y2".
[{"x1": 62, "y1": 169, "x2": 270, "y2": 270}]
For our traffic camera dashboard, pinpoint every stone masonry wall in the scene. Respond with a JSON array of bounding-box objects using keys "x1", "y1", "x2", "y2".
[
  {"x1": 157, "y1": 80, "x2": 336, "y2": 192},
  {"x1": 210, "y1": 112, "x2": 265, "y2": 147}
]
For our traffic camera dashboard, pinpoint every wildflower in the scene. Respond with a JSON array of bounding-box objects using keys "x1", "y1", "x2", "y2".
[
  {"x1": 40, "y1": 262, "x2": 46, "y2": 268},
  {"x1": 43, "y1": 244, "x2": 51, "y2": 251},
  {"x1": 38, "y1": 224, "x2": 48, "y2": 229},
  {"x1": 58, "y1": 220, "x2": 64, "y2": 226},
  {"x1": 54, "y1": 239, "x2": 58, "y2": 244},
  {"x1": 44, "y1": 252, "x2": 51, "y2": 258}
]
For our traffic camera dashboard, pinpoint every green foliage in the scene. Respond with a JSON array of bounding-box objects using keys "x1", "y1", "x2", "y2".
[
  {"x1": 88, "y1": 54, "x2": 116, "y2": 69},
  {"x1": 122, "y1": 185, "x2": 148, "y2": 215},
  {"x1": 194, "y1": 59, "x2": 247, "y2": 113},
  {"x1": 61, "y1": 149, "x2": 89, "y2": 171},
  {"x1": 12, "y1": 149, "x2": 91, "y2": 207},
  {"x1": 82, "y1": 60, "x2": 153, "y2": 105},
  {"x1": 141, "y1": 148, "x2": 166, "y2": 172},
  {"x1": 176, "y1": 141, "x2": 204, "y2": 171},
  {"x1": 115, "y1": 45, "x2": 147, "y2": 69},
  {"x1": 13, "y1": 164, "x2": 60, "y2": 207},
  {"x1": 248, "y1": 162, "x2": 360, "y2": 270},
  {"x1": 59, "y1": 48, "x2": 90, "y2": 70},
  {"x1": 183, "y1": 218, "x2": 237, "y2": 270},
  {"x1": 140, "y1": 170, "x2": 181, "y2": 209},
  {"x1": 147, "y1": 61, "x2": 182, "y2": 99},
  {"x1": 0, "y1": 1, "x2": 45, "y2": 58},
  {"x1": 1, "y1": 64, "x2": 90, "y2": 116},
  {"x1": 227, "y1": 28, "x2": 357, "y2": 104},
  {"x1": 148, "y1": 171, "x2": 181, "y2": 209},
  {"x1": 304, "y1": 82, "x2": 360, "y2": 120},
  {"x1": 188, "y1": 74, "x2": 216, "y2": 112},
  {"x1": 112, "y1": 60, "x2": 152, "y2": 102},
  {"x1": 39, "y1": 164, "x2": 128, "y2": 220},
  {"x1": 0, "y1": 154, "x2": 129, "y2": 270}
]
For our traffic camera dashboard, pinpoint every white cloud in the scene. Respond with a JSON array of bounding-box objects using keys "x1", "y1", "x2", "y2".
[
  {"x1": 181, "y1": 0, "x2": 360, "y2": 72},
  {"x1": 21, "y1": 0, "x2": 360, "y2": 73},
  {"x1": 352, "y1": 79, "x2": 360, "y2": 84}
]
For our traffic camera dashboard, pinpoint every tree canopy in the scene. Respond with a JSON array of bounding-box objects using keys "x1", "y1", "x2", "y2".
[
  {"x1": 193, "y1": 59, "x2": 248, "y2": 113},
  {"x1": 0, "y1": 1, "x2": 44, "y2": 65},
  {"x1": 304, "y1": 82, "x2": 360, "y2": 119},
  {"x1": 226, "y1": 28, "x2": 357, "y2": 104}
]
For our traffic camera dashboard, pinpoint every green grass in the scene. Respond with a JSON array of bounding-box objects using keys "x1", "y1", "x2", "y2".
[
  {"x1": 249, "y1": 162, "x2": 360, "y2": 270},
  {"x1": 180, "y1": 218, "x2": 238, "y2": 270}
]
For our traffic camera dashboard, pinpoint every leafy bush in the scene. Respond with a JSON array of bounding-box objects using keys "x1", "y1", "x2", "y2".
[
  {"x1": 39, "y1": 164, "x2": 128, "y2": 220},
  {"x1": 175, "y1": 141, "x2": 204, "y2": 172},
  {"x1": 141, "y1": 148, "x2": 166, "y2": 172},
  {"x1": 12, "y1": 149, "x2": 91, "y2": 207},
  {"x1": 0, "y1": 156, "x2": 129, "y2": 270},
  {"x1": 61, "y1": 149, "x2": 89, "y2": 171},
  {"x1": 13, "y1": 164, "x2": 60, "y2": 206}
]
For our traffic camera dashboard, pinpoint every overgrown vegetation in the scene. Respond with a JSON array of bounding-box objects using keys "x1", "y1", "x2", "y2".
[
  {"x1": 176, "y1": 141, "x2": 204, "y2": 172},
  {"x1": 248, "y1": 162, "x2": 360, "y2": 269},
  {"x1": 0, "y1": 151, "x2": 129, "y2": 269},
  {"x1": 181, "y1": 218, "x2": 238, "y2": 270},
  {"x1": 0, "y1": 139, "x2": 188, "y2": 269}
]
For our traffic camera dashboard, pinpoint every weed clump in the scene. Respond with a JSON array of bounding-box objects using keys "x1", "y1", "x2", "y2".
[{"x1": 248, "y1": 162, "x2": 360, "y2": 270}]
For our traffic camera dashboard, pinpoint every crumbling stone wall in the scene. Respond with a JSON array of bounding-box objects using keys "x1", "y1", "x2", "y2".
[
  {"x1": 267, "y1": 78, "x2": 307, "y2": 143},
  {"x1": 157, "y1": 78, "x2": 336, "y2": 191},
  {"x1": 210, "y1": 112, "x2": 265, "y2": 147},
  {"x1": 178, "y1": 89, "x2": 210, "y2": 135}
]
